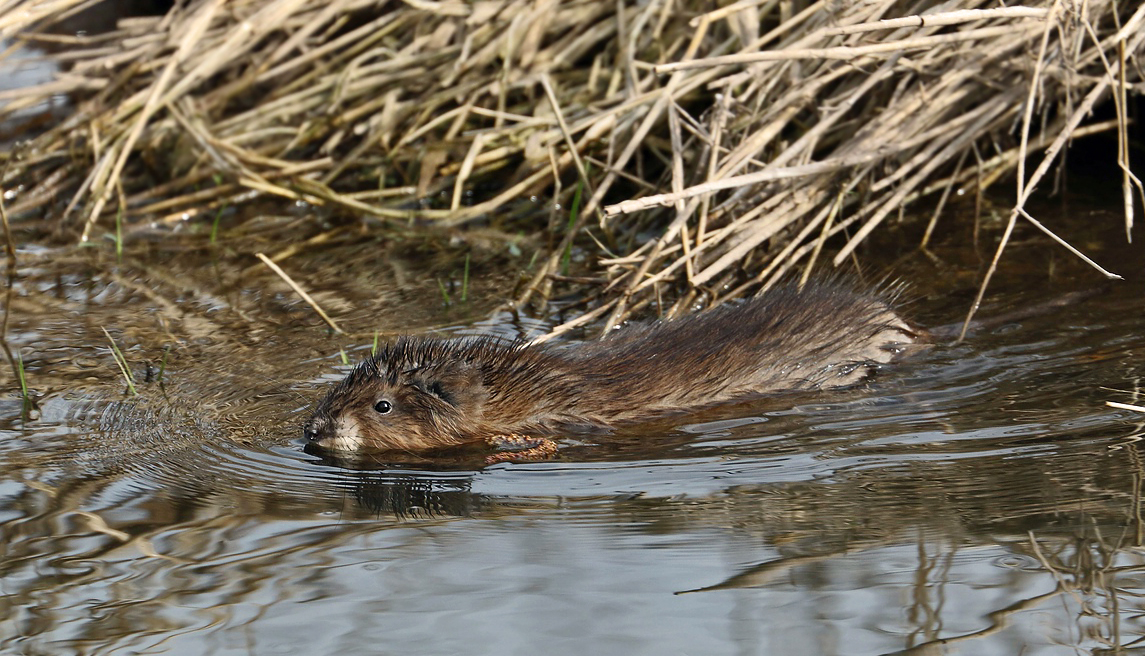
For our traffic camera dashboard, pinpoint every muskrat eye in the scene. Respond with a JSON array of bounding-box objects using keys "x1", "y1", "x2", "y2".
[{"x1": 374, "y1": 400, "x2": 393, "y2": 414}]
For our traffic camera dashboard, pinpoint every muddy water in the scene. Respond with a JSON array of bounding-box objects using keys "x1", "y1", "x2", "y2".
[{"x1": 2, "y1": 202, "x2": 1145, "y2": 655}]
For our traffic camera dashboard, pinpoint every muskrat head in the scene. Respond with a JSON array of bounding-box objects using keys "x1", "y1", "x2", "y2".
[{"x1": 304, "y1": 350, "x2": 488, "y2": 454}]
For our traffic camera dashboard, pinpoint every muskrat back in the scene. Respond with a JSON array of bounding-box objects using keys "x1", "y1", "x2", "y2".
[{"x1": 304, "y1": 280, "x2": 917, "y2": 455}]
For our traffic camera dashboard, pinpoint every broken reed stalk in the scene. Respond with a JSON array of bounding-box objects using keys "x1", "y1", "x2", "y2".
[
  {"x1": 254, "y1": 252, "x2": 343, "y2": 334},
  {"x1": 0, "y1": 0, "x2": 1140, "y2": 334}
]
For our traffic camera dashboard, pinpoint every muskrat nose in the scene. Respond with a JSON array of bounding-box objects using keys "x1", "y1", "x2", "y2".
[{"x1": 303, "y1": 421, "x2": 322, "y2": 442}]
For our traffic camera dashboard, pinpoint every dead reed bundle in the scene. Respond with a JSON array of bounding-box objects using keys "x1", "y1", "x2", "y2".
[{"x1": 0, "y1": 0, "x2": 1140, "y2": 331}]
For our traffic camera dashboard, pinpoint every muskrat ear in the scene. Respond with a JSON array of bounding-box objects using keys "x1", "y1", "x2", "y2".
[{"x1": 410, "y1": 361, "x2": 487, "y2": 409}]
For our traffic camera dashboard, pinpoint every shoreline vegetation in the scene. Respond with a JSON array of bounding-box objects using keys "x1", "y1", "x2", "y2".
[{"x1": 0, "y1": 0, "x2": 1141, "y2": 334}]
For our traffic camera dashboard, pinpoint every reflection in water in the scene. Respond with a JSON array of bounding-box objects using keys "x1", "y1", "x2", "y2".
[
  {"x1": 349, "y1": 471, "x2": 482, "y2": 519},
  {"x1": 5, "y1": 431, "x2": 1145, "y2": 654},
  {"x1": 1, "y1": 220, "x2": 1145, "y2": 653}
]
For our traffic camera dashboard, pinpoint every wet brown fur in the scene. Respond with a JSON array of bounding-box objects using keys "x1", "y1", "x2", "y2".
[{"x1": 304, "y1": 280, "x2": 918, "y2": 454}]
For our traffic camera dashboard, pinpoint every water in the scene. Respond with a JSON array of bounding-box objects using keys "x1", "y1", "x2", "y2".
[{"x1": 1, "y1": 203, "x2": 1145, "y2": 655}]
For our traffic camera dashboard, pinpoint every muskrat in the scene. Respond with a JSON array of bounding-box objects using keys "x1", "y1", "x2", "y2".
[{"x1": 304, "y1": 280, "x2": 918, "y2": 462}]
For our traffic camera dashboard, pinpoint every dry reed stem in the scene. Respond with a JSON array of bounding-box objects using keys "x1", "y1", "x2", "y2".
[
  {"x1": 960, "y1": 2, "x2": 1145, "y2": 339},
  {"x1": 821, "y1": 7, "x2": 1048, "y2": 35},
  {"x1": 654, "y1": 24, "x2": 1042, "y2": 72},
  {"x1": 255, "y1": 252, "x2": 343, "y2": 334},
  {"x1": 0, "y1": 0, "x2": 1139, "y2": 334},
  {"x1": 1107, "y1": 401, "x2": 1145, "y2": 412}
]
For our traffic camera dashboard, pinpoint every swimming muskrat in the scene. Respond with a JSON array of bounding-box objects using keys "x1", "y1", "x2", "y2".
[{"x1": 304, "y1": 281, "x2": 919, "y2": 462}]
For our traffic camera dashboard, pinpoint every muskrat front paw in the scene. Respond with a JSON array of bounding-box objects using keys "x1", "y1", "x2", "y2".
[{"x1": 484, "y1": 434, "x2": 559, "y2": 464}]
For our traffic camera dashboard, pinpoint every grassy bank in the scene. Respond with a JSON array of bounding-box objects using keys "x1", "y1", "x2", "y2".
[{"x1": 0, "y1": 0, "x2": 1141, "y2": 331}]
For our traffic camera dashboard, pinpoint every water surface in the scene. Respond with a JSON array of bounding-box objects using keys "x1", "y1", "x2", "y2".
[{"x1": 2, "y1": 204, "x2": 1144, "y2": 655}]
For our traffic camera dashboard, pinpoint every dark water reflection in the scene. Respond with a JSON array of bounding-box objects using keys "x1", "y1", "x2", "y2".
[{"x1": 3, "y1": 211, "x2": 1145, "y2": 654}]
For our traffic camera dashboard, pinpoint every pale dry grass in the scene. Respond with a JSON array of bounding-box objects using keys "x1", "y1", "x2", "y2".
[{"x1": 0, "y1": 0, "x2": 1140, "y2": 332}]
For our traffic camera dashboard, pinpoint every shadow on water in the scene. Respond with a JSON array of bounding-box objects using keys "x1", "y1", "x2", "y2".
[{"x1": 2, "y1": 203, "x2": 1145, "y2": 653}]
